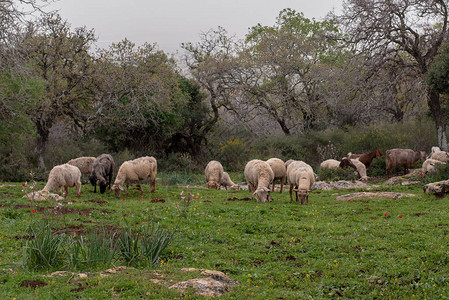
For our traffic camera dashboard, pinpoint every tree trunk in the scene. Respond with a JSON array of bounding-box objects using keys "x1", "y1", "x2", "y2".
[
  {"x1": 34, "y1": 122, "x2": 51, "y2": 171},
  {"x1": 35, "y1": 135, "x2": 47, "y2": 170},
  {"x1": 428, "y1": 90, "x2": 448, "y2": 151}
]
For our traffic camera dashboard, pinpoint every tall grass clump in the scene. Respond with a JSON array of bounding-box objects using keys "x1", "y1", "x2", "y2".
[
  {"x1": 117, "y1": 222, "x2": 171, "y2": 267},
  {"x1": 22, "y1": 220, "x2": 66, "y2": 270},
  {"x1": 318, "y1": 167, "x2": 358, "y2": 181},
  {"x1": 69, "y1": 228, "x2": 117, "y2": 270}
]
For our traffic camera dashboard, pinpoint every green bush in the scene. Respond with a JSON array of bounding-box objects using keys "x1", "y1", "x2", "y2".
[
  {"x1": 318, "y1": 167, "x2": 358, "y2": 181},
  {"x1": 217, "y1": 138, "x2": 253, "y2": 171}
]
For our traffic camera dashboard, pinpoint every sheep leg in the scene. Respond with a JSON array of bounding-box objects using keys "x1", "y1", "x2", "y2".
[
  {"x1": 289, "y1": 185, "x2": 294, "y2": 202},
  {"x1": 280, "y1": 178, "x2": 284, "y2": 194},
  {"x1": 136, "y1": 180, "x2": 144, "y2": 194},
  {"x1": 108, "y1": 171, "x2": 113, "y2": 190},
  {"x1": 63, "y1": 186, "x2": 69, "y2": 198},
  {"x1": 125, "y1": 183, "x2": 129, "y2": 196},
  {"x1": 150, "y1": 177, "x2": 156, "y2": 193},
  {"x1": 76, "y1": 181, "x2": 81, "y2": 198},
  {"x1": 271, "y1": 180, "x2": 275, "y2": 192}
]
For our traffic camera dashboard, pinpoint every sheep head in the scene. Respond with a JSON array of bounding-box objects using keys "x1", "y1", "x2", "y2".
[
  {"x1": 98, "y1": 179, "x2": 107, "y2": 194},
  {"x1": 293, "y1": 188, "x2": 310, "y2": 205},
  {"x1": 207, "y1": 181, "x2": 220, "y2": 189},
  {"x1": 111, "y1": 184, "x2": 123, "y2": 198},
  {"x1": 230, "y1": 184, "x2": 239, "y2": 190},
  {"x1": 253, "y1": 186, "x2": 272, "y2": 203}
]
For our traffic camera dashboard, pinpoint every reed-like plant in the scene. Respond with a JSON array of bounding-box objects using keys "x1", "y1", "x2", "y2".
[
  {"x1": 117, "y1": 221, "x2": 171, "y2": 266},
  {"x1": 140, "y1": 222, "x2": 171, "y2": 265},
  {"x1": 22, "y1": 220, "x2": 66, "y2": 270},
  {"x1": 117, "y1": 226, "x2": 140, "y2": 266},
  {"x1": 69, "y1": 228, "x2": 117, "y2": 270}
]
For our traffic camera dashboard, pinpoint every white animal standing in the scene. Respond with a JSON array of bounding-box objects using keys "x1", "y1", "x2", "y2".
[
  {"x1": 287, "y1": 160, "x2": 315, "y2": 204},
  {"x1": 111, "y1": 156, "x2": 157, "y2": 198},
  {"x1": 244, "y1": 159, "x2": 274, "y2": 203},
  {"x1": 266, "y1": 158, "x2": 287, "y2": 193}
]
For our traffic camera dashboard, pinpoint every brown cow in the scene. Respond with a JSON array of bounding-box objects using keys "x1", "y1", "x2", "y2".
[{"x1": 385, "y1": 149, "x2": 427, "y2": 175}]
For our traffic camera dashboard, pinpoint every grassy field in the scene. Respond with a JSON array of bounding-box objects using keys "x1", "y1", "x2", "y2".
[{"x1": 0, "y1": 173, "x2": 449, "y2": 299}]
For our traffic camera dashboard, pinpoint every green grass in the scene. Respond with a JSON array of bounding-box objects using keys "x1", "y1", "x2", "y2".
[{"x1": 0, "y1": 174, "x2": 449, "y2": 298}]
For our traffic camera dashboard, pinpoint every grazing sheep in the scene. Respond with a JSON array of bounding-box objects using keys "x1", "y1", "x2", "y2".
[
  {"x1": 40, "y1": 164, "x2": 81, "y2": 199},
  {"x1": 220, "y1": 172, "x2": 238, "y2": 190},
  {"x1": 348, "y1": 149, "x2": 383, "y2": 168},
  {"x1": 266, "y1": 158, "x2": 286, "y2": 193},
  {"x1": 350, "y1": 158, "x2": 368, "y2": 181},
  {"x1": 427, "y1": 146, "x2": 442, "y2": 159},
  {"x1": 205, "y1": 160, "x2": 224, "y2": 189},
  {"x1": 111, "y1": 156, "x2": 157, "y2": 198},
  {"x1": 244, "y1": 159, "x2": 274, "y2": 203},
  {"x1": 89, "y1": 154, "x2": 115, "y2": 194},
  {"x1": 285, "y1": 159, "x2": 295, "y2": 169},
  {"x1": 422, "y1": 158, "x2": 446, "y2": 174},
  {"x1": 286, "y1": 160, "x2": 315, "y2": 204},
  {"x1": 320, "y1": 159, "x2": 341, "y2": 169},
  {"x1": 431, "y1": 151, "x2": 449, "y2": 163},
  {"x1": 67, "y1": 156, "x2": 96, "y2": 175},
  {"x1": 386, "y1": 149, "x2": 427, "y2": 174}
]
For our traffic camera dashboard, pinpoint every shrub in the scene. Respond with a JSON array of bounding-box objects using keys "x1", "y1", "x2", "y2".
[
  {"x1": 218, "y1": 138, "x2": 252, "y2": 172},
  {"x1": 318, "y1": 167, "x2": 358, "y2": 181},
  {"x1": 367, "y1": 157, "x2": 387, "y2": 177},
  {"x1": 22, "y1": 220, "x2": 66, "y2": 270}
]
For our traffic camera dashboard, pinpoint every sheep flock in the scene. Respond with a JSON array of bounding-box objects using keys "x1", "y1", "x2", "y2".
[{"x1": 30, "y1": 145, "x2": 446, "y2": 204}]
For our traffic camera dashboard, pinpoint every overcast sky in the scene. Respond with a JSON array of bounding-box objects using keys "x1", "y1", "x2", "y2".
[{"x1": 46, "y1": 0, "x2": 344, "y2": 54}]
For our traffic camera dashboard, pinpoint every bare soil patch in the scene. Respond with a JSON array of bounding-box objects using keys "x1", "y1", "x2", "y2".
[{"x1": 20, "y1": 280, "x2": 47, "y2": 288}]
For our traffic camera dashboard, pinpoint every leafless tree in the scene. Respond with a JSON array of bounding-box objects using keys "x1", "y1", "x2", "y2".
[{"x1": 337, "y1": 0, "x2": 449, "y2": 150}]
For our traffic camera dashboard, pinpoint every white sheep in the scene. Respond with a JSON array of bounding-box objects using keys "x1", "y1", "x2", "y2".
[
  {"x1": 39, "y1": 164, "x2": 81, "y2": 199},
  {"x1": 427, "y1": 146, "x2": 442, "y2": 159},
  {"x1": 350, "y1": 158, "x2": 368, "y2": 181},
  {"x1": 285, "y1": 159, "x2": 295, "y2": 169},
  {"x1": 67, "y1": 156, "x2": 96, "y2": 175},
  {"x1": 244, "y1": 159, "x2": 274, "y2": 203},
  {"x1": 111, "y1": 156, "x2": 157, "y2": 198},
  {"x1": 422, "y1": 158, "x2": 446, "y2": 174},
  {"x1": 286, "y1": 160, "x2": 315, "y2": 204},
  {"x1": 205, "y1": 160, "x2": 224, "y2": 189},
  {"x1": 431, "y1": 151, "x2": 449, "y2": 163},
  {"x1": 320, "y1": 159, "x2": 341, "y2": 169},
  {"x1": 220, "y1": 171, "x2": 238, "y2": 190},
  {"x1": 266, "y1": 158, "x2": 286, "y2": 193}
]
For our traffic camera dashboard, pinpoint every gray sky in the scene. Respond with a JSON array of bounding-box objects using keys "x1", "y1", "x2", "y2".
[{"x1": 46, "y1": 0, "x2": 343, "y2": 54}]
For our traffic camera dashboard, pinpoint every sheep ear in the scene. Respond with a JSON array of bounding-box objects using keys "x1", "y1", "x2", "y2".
[
  {"x1": 263, "y1": 187, "x2": 270, "y2": 192},
  {"x1": 253, "y1": 191, "x2": 257, "y2": 195}
]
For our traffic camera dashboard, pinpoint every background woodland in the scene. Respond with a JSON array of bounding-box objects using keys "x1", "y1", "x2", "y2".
[{"x1": 1, "y1": 0, "x2": 449, "y2": 180}]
